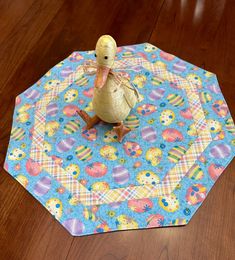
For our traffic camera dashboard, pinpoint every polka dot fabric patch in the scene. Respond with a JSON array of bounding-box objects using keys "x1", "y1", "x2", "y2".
[{"x1": 4, "y1": 43, "x2": 235, "y2": 236}]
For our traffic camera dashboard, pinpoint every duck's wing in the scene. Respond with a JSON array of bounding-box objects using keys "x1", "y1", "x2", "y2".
[{"x1": 122, "y1": 80, "x2": 141, "y2": 108}]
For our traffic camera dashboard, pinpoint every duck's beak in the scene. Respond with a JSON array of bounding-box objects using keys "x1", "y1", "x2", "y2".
[{"x1": 94, "y1": 65, "x2": 110, "y2": 89}]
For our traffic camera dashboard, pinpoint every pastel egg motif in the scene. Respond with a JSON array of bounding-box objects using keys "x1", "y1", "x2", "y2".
[
  {"x1": 85, "y1": 162, "x2": 108, "y2": 178},
  {"x1": 207, "y1": 83, "x2": 221, "y2": 94},
  {"x1": 116, "y1": 215, "x2": 138, "y2": 230},
  {"x1": 46, "y1": 102, "x2": 59, "y2": 117},
  {"x1": 112, "y1": 165, "x2": 130, "y2": 185},
  {"x1": 33, "y1": 176, "x2": 51, "y2": 197},
  {"x1": 63, "y1": 104, "x2": 79, "y2": 117},
  {"x1": 199, "y1": 92, "x2": 212, "y2": 104},
  {"x1": 91, "y1": 181, "x2": 110, "y2": 191},
  {"x1": 128, "y1": 198, "x2": 153, "y2": 213},
  {"x1": 11, "y1": 127, "x2": 25, "y2": 141},
  {"x1": 64, "y1": 89, "x2": 78, "y2": 103},
  {"x1": 187, "y1": 164, "x2": 204, "y2": 180},
  {"x1": 159, "y1": 194, "x2": 179, "y2": 212},
  {"x1": 63, "y1": 119, "x2": 80, "y2": 134},
  {"x1": 60, "y1": 66, "x2": 73, "y2": 78},
  {"x1": 170, "y1": 218, "x2": 187, "y2": 226},
  {"x1": 148, "y1": 88, "x2": 165, "y2": 101},
  {"x1": 46, "y1": 198, "x2": 63, "y2": 220},
  {"x1": 15, "y1": 174, "x2": 28, "y2": 188},
  {"x1": 212, "y1": 100, "x2": 228, "y2": 118},
  {"x1": 141, "y1": 126, "x2": 157, "y2": 143},
  {"x1": 123, "y1": 142, "x2": 142, "y2": 158},
  {"x1": 103, "y1": 129, "x2": 118, "y2": 143},
  {"x1": 69, "y1": 52, "x2": 83, "y2": 62},
  {"x1": 207, "y1": 119, "x2": 222, "y2": 133},
  {"x1": 137, "y1": 170, "x2": 160, "y2": 185},
  {"x1": 56, "y1": 137, "x2": 76, "y2": 153},
  {"x1": 24, "y1": 88, "x2": 40, "y2": 100},
  {"x1": 26, "y1": 158, "x2": 42, "y2": 176},
  {"x1": 124, "y1": 114, "x2": 140, "y2": 129},
  {"x1": 75, "y1": 146, "x2": 92, "y2": 161},
  {"x1": 136, "y1": 104, "x2": 156, "y2": 116},
  {"x1": 75, "y1": 74, "x2": 89, "y2": 86},
  {"x1": 225, "y1": 118, "x2": 235, "y2": 135},
  {"x1": 151, "y1": 75, "x2": 164, "y2": 86},
  {"x1": 82, "y1": 127, "x2": 97, "y2": 141},
  {"x1": 8, "y1": 148, "x2": 26, "y2": 161},
  {"x1": 185, "y1": 184, "x2": 207, "y2": 205},
  {"x1": 100, "y1": 145, "x2": 118, "y2": 160},
  {"x1": 168, "y1": 145, "x2": 186, "y2": 163},
  {"x1": 65, "y1": 164, "x2": 80, "y2": 178},
  {"x1": 167, "y1": 94, "x2": 184, "y2": 107},
  {"x1": 162, "y1": 128, "x2": 183, "y2": 142},
  {"x1": 209, "y1": 143, "x2": 231, "y2": 159},
  {"x1": 62, "y1": 218, "x2": 85, "y2": 236},
  {"x1": 173, "y1": 60, "x2": 186, "y2": 74},
  {"x1": 160, "y1": 109, "x2": 175, "y2": 126},
  {"x1": 160, "y1": 50, "x2": 175, "y2": 61},
  {"x1": 186, "y1": 73, "x2": 202, "y2": 86},
  {"x1": 187, "y1": 124, "x2": 197, "y2": 136},
  {"x1": 146, "y1": 214, "x2": 165, "y2": 227},
  {"x1": 208, "y1": 163, "x2": 225, "y2": 181},
  {"x1": 146, "y1": 148, "x2": 162, "y2": 166},
  {"x1": 180, "y1": 108, "x2": 193, "y2": 120},
  {"x1": 83, "y1": 87, "x2": 94, "y2": 98}
]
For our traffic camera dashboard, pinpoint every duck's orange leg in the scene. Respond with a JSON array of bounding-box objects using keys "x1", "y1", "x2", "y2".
[
  {"x1": 76, "y1": 109, "x2": 101, "y2": 129},
  {"x1": 113, "y1": 122, "x2": 131, "y2": 142}
]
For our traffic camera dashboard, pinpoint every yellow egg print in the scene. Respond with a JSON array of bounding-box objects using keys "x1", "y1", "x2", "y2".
[
  {"x1": 65, "y1": 164, "x2": 80, "y2": 178},
  {"x1": 136, "y1": 170, "x2": 160, "y2": 185},
  {"x1": 8, "y1": 148, "x2": 26, "y2": 161},
  {"x1": 16, "y1": 112, "x2": 30, "y2": 123},
  {"x1": 144, "y1": 43, "x2": 158, "y2": 52},
  {"x1": 146, "y1": 147, "x2": 162, "y2": 166},
  {"x1": 91, "y1": 181, "x2": 110, "y2": 191},
  {"x1": 45, "y1": 121, "x2": 60, "y2": 137},
  {"x1": 160, "y1": 109, "x2": 175, "y2": 126},
  {"x1": 207, "y1": 119, "x2": 222, "y2": 133},
  {"x1": 103, "y1": 129, "x2": 118, "y2": 143},
  {"x1": 46, "y1": 198, "x2": 63, "y2": 220},
  {"x1": 186, "y1": 73, "x2": 202, "y2": 86},
  {"x1": 100, "y1": 145, "x2": 118, "y2": 160},
  {"x1": 116, "y1": 215, "x2": 138, "y2": 230},
  {"x1": 159, "y1": 194, "x2": 180, "y2": 212},
  {"x1": 43, "y1": 141, "x2": 52, "y2": 153},
  {"x1": 68, "y1": 196, "x2": 80, "y2": 206},
  {"x1": 132, "y1": 74, "x2": 147, "y2": 89},
  {"x1": 64, "y1": 89, "x2": 78, "y2": 103},
  {"x1": 153, "y1": 61, "x2": 167, "y2": 69},
  {"x1": 18, "y1": 103, "x2": 32, "y2": 113},
  {"x1": 44, "y1": 79, "x2": 61, "y2": 90},
  {"x1": 187, "y1": 123, "x2": 198, "y2": 136},
  {"x1": 15, "y1": 174, "x2": 28, "y2": 188},
  {"x1": 84, "y1": 101, "x2": 93, "y2": 112}
]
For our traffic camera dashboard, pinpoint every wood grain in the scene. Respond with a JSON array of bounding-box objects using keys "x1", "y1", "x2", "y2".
[{"x1": 0, "y1": 1, "x2": 234, "y2": 259}]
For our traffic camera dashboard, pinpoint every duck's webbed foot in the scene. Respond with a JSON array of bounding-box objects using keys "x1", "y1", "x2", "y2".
[
  {"x1": 76, "y1": 109, "x2": 101, "y2": 129},
  {"x1": 113, "y1": 122, "x2": 131, "y2": 142}
]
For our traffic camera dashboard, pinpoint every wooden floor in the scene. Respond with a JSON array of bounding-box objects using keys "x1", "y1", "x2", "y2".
[{"x1": 0, "y1": 0, "x2": 234, "y2": 259}]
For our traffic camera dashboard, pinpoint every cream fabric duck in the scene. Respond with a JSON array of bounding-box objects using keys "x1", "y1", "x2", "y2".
[{"x1": 77, "y1": 35, "x2": 140, "y2": 142}]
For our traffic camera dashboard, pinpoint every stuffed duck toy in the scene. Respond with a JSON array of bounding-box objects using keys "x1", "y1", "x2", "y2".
[{"x1": 77, "y1": 35, "x2": 140, "y2": 142}]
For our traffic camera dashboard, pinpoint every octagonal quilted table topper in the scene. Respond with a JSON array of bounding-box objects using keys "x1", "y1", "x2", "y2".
[{"x1": 4, "y1": 43, "x2": 235, "y2": 236}]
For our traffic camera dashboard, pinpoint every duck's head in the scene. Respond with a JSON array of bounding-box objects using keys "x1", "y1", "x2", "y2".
[{"x1": 94, "y1": 35, "x2": 117, "y2": 89}]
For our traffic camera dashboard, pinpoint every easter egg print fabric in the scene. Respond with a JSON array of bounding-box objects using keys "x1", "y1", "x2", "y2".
[{"x1": 4, "y1": 43, "x2": 235, "y2": 236}]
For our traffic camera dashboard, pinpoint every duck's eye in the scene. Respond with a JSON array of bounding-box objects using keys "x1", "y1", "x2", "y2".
[
  {"x1": 94, "y1": 53, "x2": 97, "y2": 57},
  {"x1": 104, "y1": 56, "x2": 108, "y2": 59}
]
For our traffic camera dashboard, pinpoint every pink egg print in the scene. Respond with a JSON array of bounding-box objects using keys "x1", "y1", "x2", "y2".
[
  {"x1": 123, "y1": 141, "x2": 142, "y2": 158},
  {"x1": 209, "y1": 143, "x2": 231, "y2": 159},
  {"x1": 24, "y1": 89, "x2": 40, "y2": 100},
  {"x1": 83, "y1": 87, "x2": 94, "y2": 98},
  {"x1": 62, "y1": 218, "x2": 85, "y2": 236},
  {"x1": 85, "y1": 162, "x2": 108, "y2": 178},
  {"x1": 81, "y1": 127, "x2": 97, "y2": 141},
  {"x1": 212, "y1": 100, "x2": 228, "y2": 118},
  {"x1": 112, "y1": 165, "x2": 130, "y2": 185},
  {"x1": 180, "y1": 108, "x2": 193, "y2": 120},
  {"x1": 208, "y1": 163, "x2": 225, "y2": 181},
  {"x1": 15, "y1": 96, "x2": 21, "y2": 106},
  {"x1": 136, "y1": 104, "x2": 156, "y2": 116},
  {"x1": 46, "y1": 102, "x2": 59, "y2": 117},
  {"x1": 63, "y1": 104, "x2": 79, "y2": 117},
  {"x1": 185, "y1": 184, "x2": 207, "y2": 205},
  {"x1": 162, "y1": 128, "x2": 184, "y2": 142},
  {"x1": 128, "y1": 198, "x2": 153, "y2": 213},
  {"x1": 141, "y1": 126, "x2": 157, "y2": 143},
  {"x1": 56, "y1": 137, "x2": 76, "y2": 153},
  {"x1": 60, "y1": 66, "x2": 73, "y2": 78},
  {"x1": 160, "y1": 50, "x2": 175, "y2": 61},
  {"x1": 26, "y1": 158, "x2": 42, "y2": 176},
  {"x1": 33, "y1": 176, "x2": 51, "y2": 196},
  {"x1": 148, "y1": 88, "x2": 165, "y2": 101},
  {"x1": 69, "y1": 52, "x2": 83, "y2": 62},
  {"x1": 146, "y1": 214, "x2": 164, "y2": 228}
]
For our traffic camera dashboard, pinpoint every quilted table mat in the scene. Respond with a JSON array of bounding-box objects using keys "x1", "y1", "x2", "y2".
[{"x1": 4, "y1": 43, "x2": 235, "y2": 236}]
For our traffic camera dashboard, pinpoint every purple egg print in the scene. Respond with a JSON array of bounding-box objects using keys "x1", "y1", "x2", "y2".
[
  {"x1": 141, "y1": 126, "x2": 157, "y2": 143},
  {"x1": 56, "y1": 137, "x2": 76, "y2": 153},
  {"x1": 112, "y1": 165, "x2": 130, "y2": 185},
  {"x1": 148, "y1": 88, "x2": 165, "y2": 101},
  {"x1": 207, "y1": 84, "x2": 221, "y2": 94},
  {"x1": 209, "y1": 143, "x2": 231, "y2": 159},
  {"x1": 60, "y1": 66, "x2": 73, "y2": 78},
  {"x1": 33, "y1": 176, "x2": 51, "y2": 196},
  {"x1": 46, "y1": 102, "x2": 59, "y2": 117},
  {"x1": 62, "y1": 218, "x2": 85, "y2": 236},
  {"x1": 24, "y1": 89, "x2": 40, "y2": 100},
  {"x1": 173, "y1": 60, "x2": 186, "y2": 74}
]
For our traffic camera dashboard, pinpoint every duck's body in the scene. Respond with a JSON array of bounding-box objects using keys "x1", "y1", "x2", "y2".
[{"x1": 77, "y1": 35, "x2": 139, "y2": 142}]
